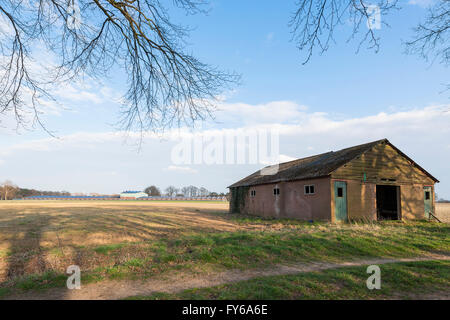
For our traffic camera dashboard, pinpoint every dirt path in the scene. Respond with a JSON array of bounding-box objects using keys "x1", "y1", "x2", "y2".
[{"x1": 4, "y1": 254, "x2": 450, "y2": 300}]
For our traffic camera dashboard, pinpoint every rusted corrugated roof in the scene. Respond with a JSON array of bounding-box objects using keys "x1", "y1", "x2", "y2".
[{"x1": 229, "y1": 139, "x2": 430, "y2": 188}]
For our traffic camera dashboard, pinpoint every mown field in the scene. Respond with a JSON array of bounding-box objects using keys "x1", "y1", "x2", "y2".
[
  {"x1": 0, "y1": 200, "x2": 449, "y2": 299},
  {"x1": 436, "y1": 203, "x2": 450, "y2": 223},
  {"x1": 129, "y1": 260, "x2": 450, "y2": 300}
]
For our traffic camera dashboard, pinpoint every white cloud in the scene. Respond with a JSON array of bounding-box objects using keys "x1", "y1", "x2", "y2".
[
  {"x1": 165, "y1": 165, "x2": 198, "y2": 173},
  {"x1": 216, "y1": 100, "x2": 308, "y2": 125},
  {"x1": 408, "y1": 0, "x2": 434, "y2": 8},
  {"x1": 2, "y1": 102, "x2": 450, "y2": 197},
  {"x1": 3, "y1": 104, "x2": 449, "y2": 156}
]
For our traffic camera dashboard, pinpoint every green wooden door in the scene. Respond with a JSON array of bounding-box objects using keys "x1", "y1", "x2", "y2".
[
  {"x1": 334, "y1": 181, "x2": 347, "y2": 222},
  {"x1": 424, "y1": 186, "x2": 432, "y2": 219}
]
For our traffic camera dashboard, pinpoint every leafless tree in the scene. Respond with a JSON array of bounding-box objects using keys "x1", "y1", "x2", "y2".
[
  {"x1": 181, "y1": 186, "x2": 190, "y2": 197},
  {"x1": 290, "y1": 0, "x2": 399, "y2": 64},
  {"x1": 189, "y1": 185, "x2": 199, "y2": 197},
  {"x1": 0, "y1": 180, "x2": 18, "y2": 200},
  {"x1": 164, "y1": 185, "x2": 178, "y2": 197},
  {"x1": 290, "y1": 1, "x2": 448, "y2": 65},
  {"x1": 0, "y1": 0, "x2": 237, "y2": 134},
  {"x1": 405, "y1": 0, "x2": 449, "y2": 66},
  {"x1": 181, "y1": 185, "x2": 198, "y2": 197},
  {"x1": 290, "y1": 0, "x2": 449, "y2": 91}
]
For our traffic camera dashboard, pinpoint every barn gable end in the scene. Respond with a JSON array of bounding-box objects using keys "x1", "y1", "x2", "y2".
[{"x1": 330, "y1": 140, "x2": 437, "y2": 185}]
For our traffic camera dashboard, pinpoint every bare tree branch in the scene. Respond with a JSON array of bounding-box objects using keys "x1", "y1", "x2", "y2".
[
  {"x1": 0, "y1": 0, "x2": 238, "y2": 134},
  {"x1": 405, "y1": 0, "x2": 449, "y2": 66},
  {"x1": 289, "y1": 0, "x2": 399, "y2": 64}
]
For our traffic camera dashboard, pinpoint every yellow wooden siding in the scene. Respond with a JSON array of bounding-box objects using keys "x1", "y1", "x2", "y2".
[
  {"x1": 346, "y1": 181, "x2": 377, "y2": 220},
  {"x1": 331, "y1": 143, "x2": 434, "y2": 185},
  {"x1": 400, "y1": 184, "x2": 426, "y2": 220}
]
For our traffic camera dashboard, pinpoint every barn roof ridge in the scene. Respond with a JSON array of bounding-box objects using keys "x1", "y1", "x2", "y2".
[{"x1": 228, "y1": 138, "x2": 438, "y2": 188}]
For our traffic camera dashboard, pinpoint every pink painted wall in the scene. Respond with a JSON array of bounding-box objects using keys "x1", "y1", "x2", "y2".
[{"x1": 242, "y1": 177, "x2": 331, "y2": 220}]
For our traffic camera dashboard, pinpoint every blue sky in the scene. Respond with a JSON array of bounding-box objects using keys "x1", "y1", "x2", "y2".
[{"x1": 1, "y1": 0, "x2": 449, "y2": 198}]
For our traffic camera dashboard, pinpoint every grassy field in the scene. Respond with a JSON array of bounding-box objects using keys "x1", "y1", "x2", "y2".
[
  {"x1": 0, "y1": 200, "x2": 449, "y2": 299},
  {"x1": 128, "y1": 260, "x2": 450, "y2": 300}
]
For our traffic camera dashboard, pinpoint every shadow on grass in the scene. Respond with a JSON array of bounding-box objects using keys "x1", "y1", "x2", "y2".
[{"x1": 0, "y1": 203, "x2": 448, "y2": 299}]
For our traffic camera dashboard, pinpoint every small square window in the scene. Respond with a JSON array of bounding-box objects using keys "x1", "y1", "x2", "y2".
[
  {"x1": 304, "y1": 185, "x2": 315, "y2": 195},
  {"x1": 273, "y1": 188, "x2": 280, "y2": 196},
  {"x1": 425, "y1": 191, "x2": 430, "y2": 200},
  {"x1": 337, "y1": 187, "x2": 343, "y2": 198}
]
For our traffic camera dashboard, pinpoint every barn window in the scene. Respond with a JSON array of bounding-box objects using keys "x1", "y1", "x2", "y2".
[
  {"x1": 273, "y1": 188, "x2": 280, "y2": 196},
  {"x1": 250, "y1": 190, "x2": 256, "y2": 197},
  {"x1": 425, "y1": 191, "x2": 431, "y2": 200},
  {"x1": 304, "y1": 185, "x2": 315, "y2": 195},
  {"x1": 337, "y1": 187, "x2": 344, "y2": 198}
]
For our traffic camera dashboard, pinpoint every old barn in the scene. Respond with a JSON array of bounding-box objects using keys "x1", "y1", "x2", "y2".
[{"x1": 229, "y1": 139, "x2": 438, "y2": 222}]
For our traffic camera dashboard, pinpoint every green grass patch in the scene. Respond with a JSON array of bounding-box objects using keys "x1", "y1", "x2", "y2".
[
  {"x1": 0, "y1": 287, "x2": 11, "y2": 298},
  {"x1": 124, "y1": 258, "x2": 146, "y2": 267},
  {"x1": 94, "y1": 243, "x2": 128, "y2": 254},
  {"x1": 156, "y1": 222, "x2": 449, "y2": 269},
  {"x1": 15, "y1": 272, "x2": 67, "y2": 291},
  {"x1": 73, "y1": 221, "x2": 450, "y2": 284},
  {"x1": 128, "y1": 260, "x2": 450, "y2": 300}
]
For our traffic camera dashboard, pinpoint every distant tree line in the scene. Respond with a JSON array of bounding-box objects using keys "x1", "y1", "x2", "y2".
[
  {"x1": 0, "y1": 180, "x2": 228, "y2": 200},
  {"x1": 144, "y1": 185, "x2": 227, "y2": 198},
  {"x1": 0, "y1": 180, "x2": 70, "y2": 200}
]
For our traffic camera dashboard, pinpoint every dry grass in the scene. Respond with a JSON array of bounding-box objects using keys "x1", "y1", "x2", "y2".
[
  {"x1": 436, "y1": 203, "x2": 450, "y2": 223},
  {"x1": 0, "y1": 200, "x2": 448, "y2": 298},
  {"x1": 0, "y1": 200, "x2": 305, "y2": 283},
  {"x1": 0, "y1": 201, "x2": 232, "y2": 279}
]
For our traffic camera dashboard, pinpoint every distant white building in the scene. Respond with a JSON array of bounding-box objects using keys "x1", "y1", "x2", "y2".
[{"x1": 120, "y1": 191, "x2": 148, "y2": 199}]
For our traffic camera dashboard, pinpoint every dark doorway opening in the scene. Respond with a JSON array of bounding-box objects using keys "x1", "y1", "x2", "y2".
[{"x1": 376, "y1": 185, "x2": 399, "y2": 220}]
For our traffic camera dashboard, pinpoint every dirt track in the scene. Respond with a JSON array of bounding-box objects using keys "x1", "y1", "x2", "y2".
[{"x1": 4, "y1": 254, "x2": 449, "y2": 300}]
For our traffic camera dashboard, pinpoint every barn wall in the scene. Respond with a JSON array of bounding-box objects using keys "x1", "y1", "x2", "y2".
[
  {"x1": 330, "y1": 179, "x2": 377, "y2": 222},
  {"x1": 400, "y1": 184, "x2": 428, "y2": 220},
  {"x1": 331, "y1": 141, "x2": 435, "y2": 221},
  {"x1": 329, "y1": 179, "x2": 433, "y2": 221},
  {"x1": 229, "y1": 186, "x2": 249, "y2": 214},
  {"x1": 234, "y1": 177, "x2": 331, "y2": 220}
]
